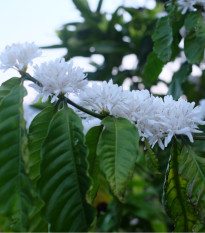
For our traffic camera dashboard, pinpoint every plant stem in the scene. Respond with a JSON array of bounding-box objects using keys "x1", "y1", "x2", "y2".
[
  {"x1": 21, "y1": 73, "x2": 106, "y2": 120},
  {"x1": 193, "y1": 135, "x2": 205, "y2": 140},
  {"x1": 65, "y1": 97, "x2": 106, "y2": 120},
  {"x1": 96, "y1": 0, "x2": 103, "y2": 13},
  {"x1": 21, "y1": 72, "x2": 43, "y2": 87}
]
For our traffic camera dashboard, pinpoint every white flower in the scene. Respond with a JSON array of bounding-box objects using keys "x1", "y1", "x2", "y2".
[
  {"x1": 177, "y1": 0, "x2": 197, "y2": 14},
  {"x1": 199, "y1": 99, "x2": 205, "y2": 119},
  {"x1": 79, "y1": 80, "x2": 130, "y2": 117},
  {"x1": 148, "y1": 96, "x2": 205, "y2": 149},
  {"x1": 124, "y1": 90, "x2": 205, "y2": 149},
  {"x1": 31, "y1": 59, "x2": 87, "y2": 103},
  {"x1": 0, "y1": 42, "x2": 41, "y2": 72}
]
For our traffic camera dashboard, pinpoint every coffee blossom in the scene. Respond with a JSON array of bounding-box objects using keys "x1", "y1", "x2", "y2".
[
  {"x1": 0, "y1": 42, "x2": 41, "y2": 72},
  {"x1": 146, "y1": 96, "x2": 204, "y2": 149},
  {"x1": 79, "y1": 80, "x2": 130, "y2": 117},
  {"x1": 177, "y1": 0, "x2": 205, "y2": 14},
  {"x1": 31, "y1": 59, "x2": 87, "y2": 103},
  {"x1": 121, "y1": 89, "x2": 205, "y2": 149}
]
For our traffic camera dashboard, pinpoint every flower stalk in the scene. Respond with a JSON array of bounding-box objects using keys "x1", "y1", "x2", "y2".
[{"x1": 22, "y1": 73, "x2": 106, "y2": 120}]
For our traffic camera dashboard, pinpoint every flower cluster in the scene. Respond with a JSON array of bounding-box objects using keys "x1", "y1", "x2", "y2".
[
  {"x1": 0, "y1": 42, "x2": 204, "y2": 149},
  {"x1": 31, "y1": 59, "x2": 87, "y2": 103},
  {"x1": 176, "y1": 0, "x2": 205, "y2": 15},
  {"x1": 0, "y1": 42, "x2": 41, "y2": 72},
  {"x1": 80, "y1": 85, "x2": 205, "y2": 149}
]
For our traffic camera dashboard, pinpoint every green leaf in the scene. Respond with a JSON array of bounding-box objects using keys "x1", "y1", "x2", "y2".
[
  {"x1": 97, "y1": 117, "x2": 139, "y2": 200},
  {"x1": 94, "y1": 41, "x2": 128, "y2": 54},
  {"x1": 163, "y1": 141, "x2": 197, "y2": 232},
  {"x1": 168, "y1": 62, "x2": 192, "y2": 100},
  {"x1": 179, "y1": 146, "x2": 205, "y2": 218},
  {"x1": 28, "y1": 106, "x2": 55, "y2": 182},
  {"x1": 184, "y1": 13, "x2": 205, "y2": 64},
  {"x1": 152, "y1": 16, "x2": 173, "y2": 62},
  {"x1": 28, "y1": 107, "x2": 55, "y2": 232},
  {"x1": 0, "y1": 85, "x2": 31, "y2": 231},
  {"x1": 28, "y1": 198, "x2": 48, "y2": 232},
  {"x1": 0, "y1": 77, "x2": 20, "y2": 101},
  {"x1": 0, "y1": 214, "x2": 12, "y2": 232},
  {"x1": 38, "y1": 107, "x2": 94, "y2": 232},
  {"x1": 143, "y1": 52, "x2": 164, "y2": 87},
  {"x1": 85, "y1": 125, "x2": 103, "y2": 203},
  {"x1": 72, "y1": 0, "x2": 95, "y2": 22},
  {"x1": 185, "y1": 12, "x2": 202, "y2": 32},
  {"x1": 144, "y1": 140, "x2": 160, "y2": 175}
]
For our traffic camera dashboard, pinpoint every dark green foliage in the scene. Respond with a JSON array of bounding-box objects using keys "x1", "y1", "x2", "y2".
[
  {"x1": 179, "y1": 146, "x2": 205, "y2": 220},
  {"x1": 184, "y1": 12, "x2": 205, "y2": 64},
  {"x1": 28, "y1": 107, "x2": 55, "y2": 182},
  {"x1": 163, "y1": 142, "x2": 197, "y2": 232},
  {"x1": 38, "y1": 107, "x2": 94, "y2": 232},
  {"x1": 143, "y1": 52, "x2": 164, "y2": 86},
  {"x1": 144, "y1": 140, "x2": 160, "y2": 175},
  {"x1": 168, "y1": 62, "x2": 192, "y2": 100},
  {"x1": 0, "y1": 85, "x2": 31, "y2": 231},
  {"x1": 43, "y1": 0, "x2": 161, "y2": 88},
  {"x1": 152, "y1": 16, "x2": 173, "y2": 62}
]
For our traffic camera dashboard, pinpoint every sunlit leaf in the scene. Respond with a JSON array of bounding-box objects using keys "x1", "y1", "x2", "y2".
[{"x1": 97, "y1": 117, "x2": 139, "y2": 201}]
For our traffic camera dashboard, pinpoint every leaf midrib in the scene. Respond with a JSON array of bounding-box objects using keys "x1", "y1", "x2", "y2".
[{"x1": 65, "y1": 108, "x2": 87, "y2": 228}]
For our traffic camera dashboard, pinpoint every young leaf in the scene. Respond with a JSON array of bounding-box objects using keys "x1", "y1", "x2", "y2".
[
  {"x1": 0, "y1": 77, "x2": 20, "y2": 101},
  {"x1": 97, "y1": 117, "x2": 139, "y2": 201},
  {"x1": 38, "y1": 107, "x2": 94, "y2": 232},
  {"x1": 144, "y1": 140, "x2": 160, "y2": 175},
  {"x1": 85, "y1": 125, "x2": 103, "y2": 202},
  {"x1": 179, "y1": 146, "x2": 205, "y2": 218},
  {"x1": 143, "y1": 52, "x2": 164, "y2": 87},
  {"x1": 0, "y1": 85, "x2": 31, "y2": 232},
  {"x1": 163, "y1": 141, "x2": 197, "y2": 232},
  {"x1": 152, "y1": 16, "x2": 173, "y2": 62},
  {"x1": 168, "y1": 62, "x2": 192, "y2": 100},
  {"x1": 184, "y1": 12, "x2": 205, "y2": 64},
  {"x1": 28, "y1": 198, "x2": 48, "y2": 232},
  {"x1": 28, "y1": 106, "x2": 55, "y2": 182}
]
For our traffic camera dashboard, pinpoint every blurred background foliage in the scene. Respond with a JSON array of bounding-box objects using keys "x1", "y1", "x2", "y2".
[{"x1": 43, "y1": 0, "x2": 205, "y2": 231}]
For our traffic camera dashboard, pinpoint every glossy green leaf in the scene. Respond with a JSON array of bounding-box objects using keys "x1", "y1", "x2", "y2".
[
  {"x1": 0, "y1": 85, "x2": 31, "y2": 231},
  {"x1": 168, "y1": 62, "x2": 192, "y2": 100},
  {"x1": 143, "y1": 52, "x2": 164, "y2": 86},
  {"x1": 179, "y1": 146, "x2": 205, "y2": 218},
  {"x1": 184, "y1": 12, "x2": 202, "y2": 32},
  {"x1": 28, "y1": 106, "x2": 55, "y2": 182},
  {"x1": 184, "y1": 13, "x2": 205, "y2": 64},
  {"x1": 0, "y1": 77, "x2": 20, "y2": 101},
  {"x1": 28, "y1": 198, "x2": 48, "y2": 232},
  {"x1": 97, "y1": 117, "x2": 139, "y2": 200},
  {"x1": 152, "y1": 16, "x2": 173, "y2": 62},
  {"x1": 28, "y1": 107, "x2": 55, "y2": 232},
  {"x1": 85, "y1": 125, "x2": 103, "y2": 203},
  {"x1": 164, "y1": 142, "x2": 197, "y2": 232},
  {"x1": 38, "y1": 107, "x2": 94, "y2": 232}
]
